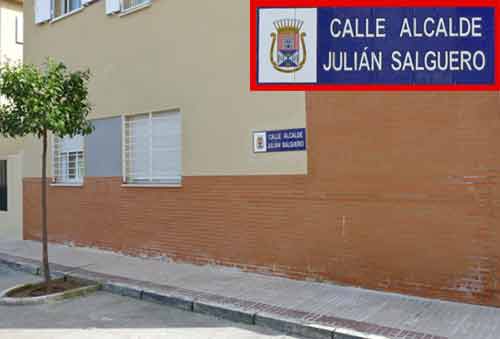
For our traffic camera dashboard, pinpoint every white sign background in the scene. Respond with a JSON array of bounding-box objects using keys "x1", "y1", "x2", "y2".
[{"x1": 258, "y1": 8, "x2": 318, "y2": 84}]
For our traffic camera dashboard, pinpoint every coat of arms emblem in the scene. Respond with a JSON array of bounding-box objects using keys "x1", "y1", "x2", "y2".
[{"x1": 270, "y1": 19, "x2": 307, "y2": 73}]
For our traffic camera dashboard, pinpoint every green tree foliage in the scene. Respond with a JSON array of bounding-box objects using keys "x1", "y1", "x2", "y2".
[
  {"x1": 0, "y1": 60, "x2": 93, "y2": 138},
  {"x1": 0, "y1": 60, "x2": 93, "y2": 286}
]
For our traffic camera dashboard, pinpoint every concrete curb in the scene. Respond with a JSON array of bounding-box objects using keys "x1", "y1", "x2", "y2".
[
  {"x1": 194, "y1": 301, "x2": 256, "y2": 325},
  {"x1": 142, "y1": 288, "x2": 194, "y2": 312},
  {"x1": 101, "y1": 281, "x2": 142, "y2": 299},
  {"x1": 0, "y1": 256, "x2": 384, "y2": 339},
  {"x1": 254, "y1": 313, "x2": 335, "y2": 339},
  {"x1": 334, "y1": 328, "x2": 392, "y2": 339},
  {"x1": 0, "y1": 258, "x2": 40, "y2": 276},
  {"x1": 0, "y1": 282, "x2": 101, "y2": 306}
]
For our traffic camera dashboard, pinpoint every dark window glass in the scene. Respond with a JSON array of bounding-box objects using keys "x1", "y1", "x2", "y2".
[{"x1": 0, "y1": 160, "x2": 7, "y2": 212}]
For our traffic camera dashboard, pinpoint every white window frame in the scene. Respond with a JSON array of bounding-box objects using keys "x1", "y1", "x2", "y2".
[
  {"x1": 122, "y1": 110, "x2": 182, "y2": 187},
  {"x1": 0, "y1": 158, "x2": 7, "y2": 212},
  {"x1": 52, "y1": 135, "x2": 85, "y2": 186}
]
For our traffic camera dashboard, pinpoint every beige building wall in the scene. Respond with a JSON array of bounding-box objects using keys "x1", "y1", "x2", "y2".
[
  {"x1": 23, "y1": 0, "x2": 307, "y2": 177},
  {"x1": 0, "y1": 0, "x2": 24, "y2": 159},
  {"x1": 0, "y1": 0, "x2": 23, "y2": 240},
  {"x1": 0, "y1": 0, "x2": 23, "y2": 65}
]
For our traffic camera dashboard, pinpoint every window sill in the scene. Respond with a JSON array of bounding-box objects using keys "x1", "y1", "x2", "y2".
[
  {"x1": 50, "y1": 7, "x2": 85, "y2": 24},
  {"x1": 121, "y1": 183, "x2": 182, "y2": 188},
  {"x1": 119, "y1": 1, "x2": 152, "y2": 17},
  {"x1": 50, "y1": 183, "x2": 84, "y2": 187}
]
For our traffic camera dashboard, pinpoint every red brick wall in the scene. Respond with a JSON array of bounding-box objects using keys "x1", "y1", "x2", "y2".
[
  {"x1": 24, "y1": 92, "x2": 500, "y2": 306},
  {"x1": 305, "y1": 92, "x2": 500, "y2": 306}
]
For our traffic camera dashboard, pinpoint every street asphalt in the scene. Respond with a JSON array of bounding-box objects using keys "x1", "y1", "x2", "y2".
[{"x1": 0, "y1": 264, "x2": 297, "y2": 339}]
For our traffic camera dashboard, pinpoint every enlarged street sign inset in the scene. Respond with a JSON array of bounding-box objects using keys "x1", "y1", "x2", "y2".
[{"x1": 251, "y1": 0, "x2": 500, "y2": 91}]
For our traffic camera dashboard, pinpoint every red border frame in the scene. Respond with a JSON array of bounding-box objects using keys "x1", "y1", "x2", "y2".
[{"x1": 250, "y1": 0, "x2": 500, "y2": 91}]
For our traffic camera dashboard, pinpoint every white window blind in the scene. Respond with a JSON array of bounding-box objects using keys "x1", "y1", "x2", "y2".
[
  {"x1": 53, "y1": 135, "x2": 85, "y2": 184},
  {"x1": 35, "y1": 0, "x2": 52, "y2": 24},
  {"x1": 124, "y1": 111, "x2": 182, "y2": 185}
]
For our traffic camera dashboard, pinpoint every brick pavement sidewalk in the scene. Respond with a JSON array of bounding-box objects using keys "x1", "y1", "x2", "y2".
[{"x1": 0, "y1": 240, "x2": 499, "y2": 339}]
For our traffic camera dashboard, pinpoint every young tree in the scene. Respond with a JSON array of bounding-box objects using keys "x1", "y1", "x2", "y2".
[{"x1": 0, "y1": 60, "x2": 93, "y2": 287}]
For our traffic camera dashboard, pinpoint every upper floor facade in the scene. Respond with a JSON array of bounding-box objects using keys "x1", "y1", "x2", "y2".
[{"x1": 25, "y1": 0, "x2": 308, "y2": 179}]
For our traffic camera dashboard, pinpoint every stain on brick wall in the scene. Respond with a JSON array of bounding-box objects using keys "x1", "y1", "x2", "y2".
[{"x1": 24, "y1": 92, "x2": 500, "y2": 306}]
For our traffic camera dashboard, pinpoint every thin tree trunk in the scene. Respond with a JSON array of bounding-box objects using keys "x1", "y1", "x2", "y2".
[{"x1": 42, "y1": 130, "x2": 51, "y2": 286}]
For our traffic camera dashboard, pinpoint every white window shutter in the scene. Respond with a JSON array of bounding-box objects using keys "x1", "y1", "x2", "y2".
[
  {"x1": 35, "y1": 0, "x2": 52, "y2": 24},
  {"x1": 105, "y1": 0, "x2": 121, "y2": 14},
  {"x1": 151, "y1": 111, "x2": 182, "y2": 183}
]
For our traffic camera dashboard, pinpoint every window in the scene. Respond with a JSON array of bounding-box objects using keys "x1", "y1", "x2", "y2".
[
  {"x1": 35, "y1": 0, "x2": 88, "y2": 23},
  {"x1": 123, "y1": 111, "x2": 182, "y2": 185},
  {"x1": 53, "y1": 135, "x2": 85, "y2": 184},
  {"x1": 122, "y1": 0, "x2": 150, "y2": 12},
  {"x1": 0, "y1": 160, "x2": 7, "y2": 212},
  {"x1": 54, "y1": 0, "x2": 82, "y2": 17},
  {"x1": 15, "y1": 16, "x2": 23, "y2": 45},
  {"x1": 34, "y1": 0, "x2": 152, "y2": 21}
]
